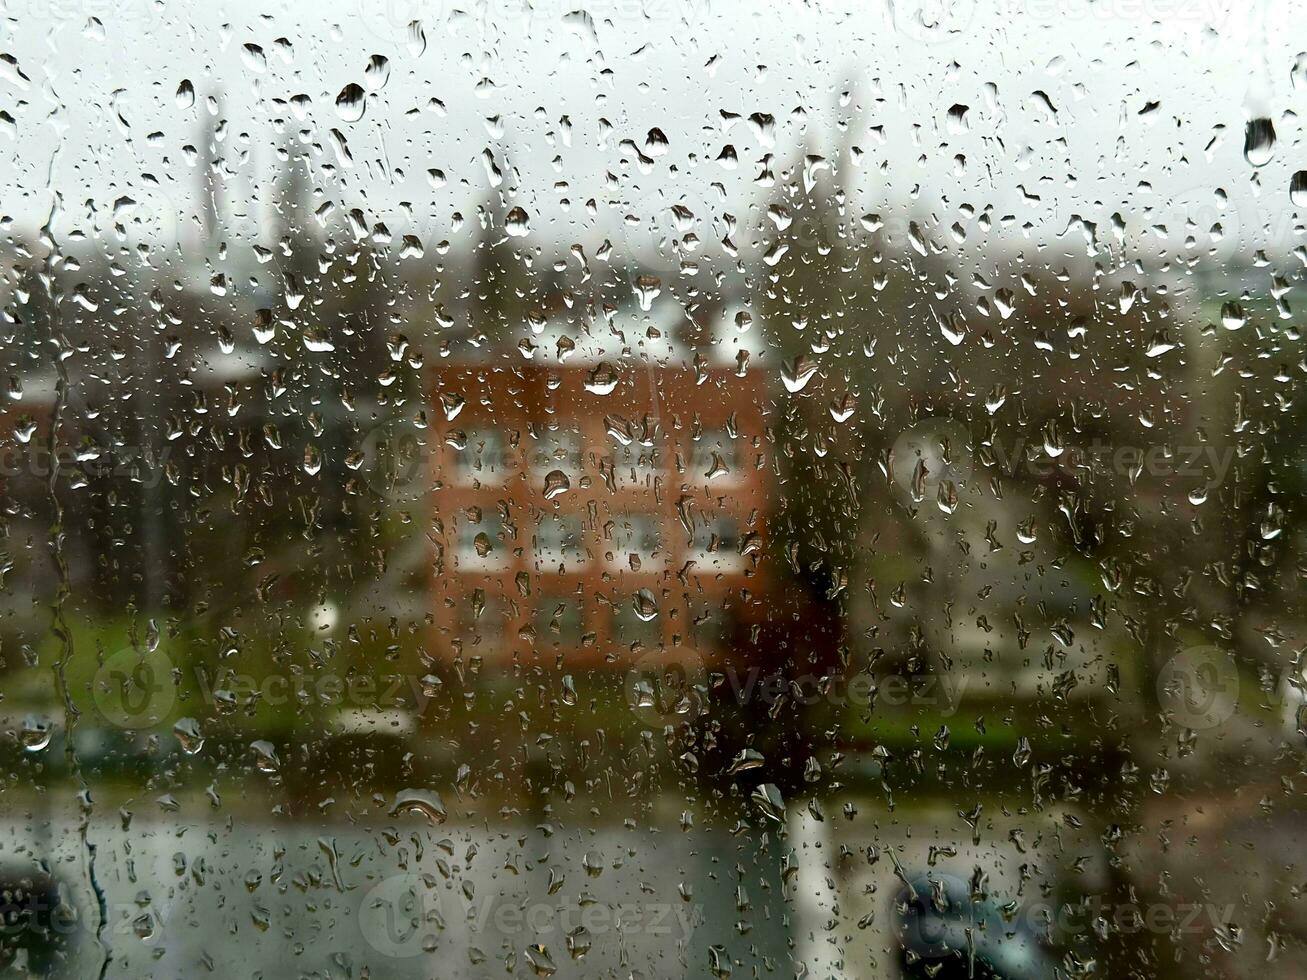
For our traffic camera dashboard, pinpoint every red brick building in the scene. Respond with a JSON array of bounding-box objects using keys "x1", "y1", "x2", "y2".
[{"x1": 425, "y1": 356, "x2": 776, "y2": 671}]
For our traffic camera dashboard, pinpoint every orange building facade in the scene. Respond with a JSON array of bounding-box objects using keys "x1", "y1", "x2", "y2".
[{"x1": 425, "y1": 359, "x2": 776, "y2": 670}]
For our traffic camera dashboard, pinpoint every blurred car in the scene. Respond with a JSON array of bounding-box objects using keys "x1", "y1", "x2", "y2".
[
  {"x1": 893, "y1": 872, "x2": 1056, "y2": 980},
  {"x1": 0, "y1": 864, "x2": 70, "y2": 977}
]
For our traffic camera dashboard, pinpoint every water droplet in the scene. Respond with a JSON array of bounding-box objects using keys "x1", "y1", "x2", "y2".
[
  {"x1": 364, "y1": 54, "x2": 390, "y2": 91},
  {"x1": 20, "y1": 717, "x2": 51, "y2": 752},
  {"x1": 173, "y1": 717, "x2": 204, "y2": 754},
  {"x1": 633, "y1": 589, "x2": 659, "y2": 622},
  {"x1": 525, "y1": 943, "x2": 557, "y2": 976},
  {"x1": 240, "y1": 43, "x2": 266, "y2": 74},
  {"x1": 390, "y1": 788, "x2": 447, "y2": 823},
  {"x1": 335, "y1": 83, "x2": 366, "y2": 122},
  {"x1": 175, "y1": 78, "x2": 195, "y2": 109},
  {"x1": 543, "y1": 469, "x2": 570, "y2": 500},
  {"x1": 946, "y1": 103, "x2": 970, "y2": 134},
  {"x1": 781, "y1": 355, "x2": 818, "y2": 393},
  {"x1": 584, "y1": 363, "x2": 619, "y2": 395},
  {"x1": 728, "y1": 748, "x2": 766, "y2": 775},
  {"x1": 634, "y1": 274, "x2": 661, "y2": 311},
  {"x1": 1244, "y1": 117, "x2": 1275, "y2": 167},
  {"x1": 750, "y1": 783, "x2": 785, "y2": 822},
  {"x1": 1291, "y1": 171, "x2": 1307, "y2": 206},
  {"x1": 250, "y1": 739, "x2": 280, "y2": 773},
  {"x1": 505, "y1": 206, "x2": 531, "y2": 237}
]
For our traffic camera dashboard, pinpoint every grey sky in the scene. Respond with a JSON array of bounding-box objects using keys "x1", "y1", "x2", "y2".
[{"x1": 0, "y1": 0, "x2": 1303, "y2": 293}]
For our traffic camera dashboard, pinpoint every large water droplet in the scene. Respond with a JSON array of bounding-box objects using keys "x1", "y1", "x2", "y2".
[
  {"x1": 390, "y1": 788, "x2": 447, "y2": 823},
  {"x1": 781, "y1": 355, "x2": 818, "y2": 393},
  {"x1": 364, "y1": 54, "x2": 390, "y2": 91},
  {"x1": 505, "y1": 206, "x2": 531, "y2": 237},
  {"x1": 173, "y1": 717, "x2": 204, "y2": 754},
  {"x1": 584, "y1": 363, "x2": 619, "y2": 395},
  {"x1": 1291, "y1": 171, "x2": 1307, "y2": 207},
  {"x1": 542, "y1": 469, "x2": 570, "y2": 500},
  {"x1": 335, "y1": 83, "x2": 366, "y2": 122},
  {"x1": 1244, "y1": 117, "x2": 1275, "y2": 167}
]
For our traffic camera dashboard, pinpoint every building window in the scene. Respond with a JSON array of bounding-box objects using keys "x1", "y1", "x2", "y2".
[
  {"x1": 612, "y1": 443, "x2": 663, "y2": 486},
  {"x1": 533, "y1": 594, "x2": 584, "y2": 648},
  {"x1": 456, "y1": 589, "x2": 504, "y2": 645},
  {"x1": 692, "y1": 515, "x2": 743, "y2": 568},
  {"x1": 610, "y1": 513, "x2": 661, "y2": 564},
  {"x1": 689, "y1": 428, "x2": 738, "y2": 481},
  {"x1": 452, "y1": 429, "x2": 509, "y2": 484},
  {"x1": 532, "y1": 427, "x2": 584, "y2": 474},
  {"x1": 611, "y1": 598, "x2": 663, "y2": 650},
  {"x1": 535, "y1": 512, "x2": 586, "y2": 571},
  {"x1": 457, "y1": 510, "x2": 508, "y2": 568}
]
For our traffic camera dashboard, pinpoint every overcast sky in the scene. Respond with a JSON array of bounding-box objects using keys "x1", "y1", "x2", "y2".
[{"x1": 0, "y1": 0, "x2": 1304, "y2": 289}]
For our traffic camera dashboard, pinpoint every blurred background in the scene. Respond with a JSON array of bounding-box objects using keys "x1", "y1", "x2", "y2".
[{"x1": 0, "y1": 0, "x2": 1304, "y2": 976}]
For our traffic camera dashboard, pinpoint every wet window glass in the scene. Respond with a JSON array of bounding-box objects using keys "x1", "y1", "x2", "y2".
[{"x1": 1, "y1": 3, "x2": 1301, "y2": 980}]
